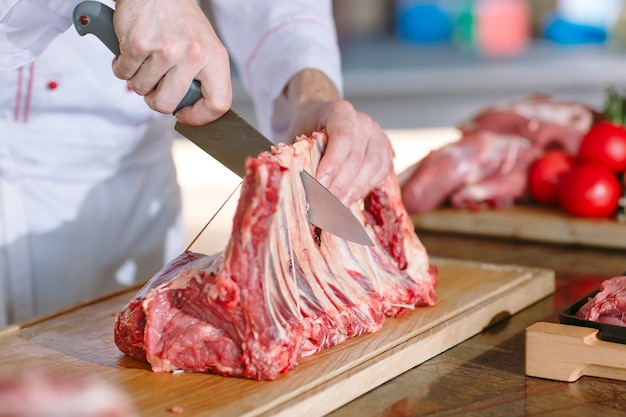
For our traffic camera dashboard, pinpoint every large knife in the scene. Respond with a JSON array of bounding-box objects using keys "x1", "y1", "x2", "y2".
[{"x1": 73, "y1": 1, "x2": 374, "y2": 246}]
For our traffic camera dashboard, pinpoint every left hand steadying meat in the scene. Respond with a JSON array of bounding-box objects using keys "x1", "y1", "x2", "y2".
[{"x1": 284, "y1": 69, "x2": 394, "y2": 206}]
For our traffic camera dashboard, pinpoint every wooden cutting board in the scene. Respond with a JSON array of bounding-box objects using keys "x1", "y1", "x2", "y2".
[
  {"x1": 0, "y1": 257, "x2": 554, "y2": 417},
  {"x1": 412, "y1": 205, "x2": 626, "y2": 249},
  {"x1": 526, "y1": 322, "x2": 626, "y2": 382}
]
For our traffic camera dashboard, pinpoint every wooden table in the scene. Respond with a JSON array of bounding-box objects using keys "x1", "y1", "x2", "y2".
[{"x1": 327, "y1": 231, "x2": 626, "y2": 416}]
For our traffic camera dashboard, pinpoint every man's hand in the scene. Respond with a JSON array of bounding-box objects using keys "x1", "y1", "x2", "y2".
[
  {"x1": 285, "y1": 70, "x2": 394, "y2": 206},
  {"x1": 112, "y1": 0, "x2": 231, "y2": 125}
]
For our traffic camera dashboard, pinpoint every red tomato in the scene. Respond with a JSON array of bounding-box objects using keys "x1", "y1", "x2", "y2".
[
  {"x1": 528, "y1": 150, "x2": 575, "y2": 204},
  {"x1": 558, "y1": 163, "x2": 621, "y2": 218},
  {"x1": 577, "y1": 121, "x2": 626, "y2": 172}
]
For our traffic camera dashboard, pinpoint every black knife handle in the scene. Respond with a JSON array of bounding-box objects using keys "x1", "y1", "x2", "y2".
[
  {"x1": 72, "y1": 1, "x2": 202, "y2": 114},
  {"x1": 176, "y1": 81, "x2": 202, "y2": 114}
]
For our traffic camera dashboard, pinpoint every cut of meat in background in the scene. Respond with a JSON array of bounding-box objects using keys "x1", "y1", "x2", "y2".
[
  {"x1": 577, "y1": 276, "x2": 626, "y2": 327},
  {"x1": 399, "y1": 95, "x2": 595, "y2": 214}
]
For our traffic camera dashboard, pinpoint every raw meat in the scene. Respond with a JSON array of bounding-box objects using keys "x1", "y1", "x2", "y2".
[
  {"x1": 576, "y1": 276, "x2": 626, "y2": 327},
  {"x1": 400, "y1": 95, "x2": 595, "y2": 213},
  {"x1": 460, "y1": 94, "x2": 595, "y2": 154},
  {"x1": 399, "y1": 131, "x2": 539, "y2": 213},
  {"x1": 114, "y1": 131, "x2": 438, "y2": 380}
]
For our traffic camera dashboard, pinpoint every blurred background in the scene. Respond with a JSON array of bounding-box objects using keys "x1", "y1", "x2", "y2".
[
  {"x1": 229, "y1": 0, "x2": 626, "y2": 129},
  {"x1": 178, "y1": 0, "x2": 626, "y2": 253}
]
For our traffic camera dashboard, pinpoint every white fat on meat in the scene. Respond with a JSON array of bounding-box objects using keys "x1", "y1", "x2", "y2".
[{"x1": 113, "y1": 131, "x2": 438, "y2": 380}]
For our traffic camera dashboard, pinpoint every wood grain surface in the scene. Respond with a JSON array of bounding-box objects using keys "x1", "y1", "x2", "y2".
[
  {"x1": 412, "y1": 205, "x2": 626, "y2": 250},
  {"x1": 526, "y1": 322, "x2": 626, "y2": 383},
  {"x1": 0, "y1": 257, "x2": 554, "y2": 417}
]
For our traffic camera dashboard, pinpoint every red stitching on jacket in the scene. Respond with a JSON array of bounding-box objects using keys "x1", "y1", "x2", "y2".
[
  {"x1": 23, "y1": 63, "x2": 35, "y2": 123},
  {"x1": 14, "y1": 66, "x2": 22, "y2": 121},
  {"x1": 13, "y1": 62, "x2": 35, "y2": 122},
  {"x1": 244, "y1": 18, "x2": 331, "y2": 92}
]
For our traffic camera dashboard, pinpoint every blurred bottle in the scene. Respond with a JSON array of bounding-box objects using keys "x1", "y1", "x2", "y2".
[
  {"x1": 334, "y1": 0, "x2": 390, "y2": 51},
  {"x1": 452, "y1": 0, "x2": 531, "y2": 57},
  {"x1": 453, "y1": 0, "x2": 476, "y2": 51},
  {"x1": 542, "y1": 0, "x2": 621, "y2": 45},
  {"x1": 475, "y1": 0, "x2": 531, "y2": 56},
  {"x1": 395, "y1": 0, "x2": 454, "y2": 44}
]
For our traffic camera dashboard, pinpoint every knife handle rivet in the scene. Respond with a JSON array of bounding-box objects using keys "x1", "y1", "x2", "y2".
[{"x1": 79, "y1": 15, "x2": 90, "y2": 26}]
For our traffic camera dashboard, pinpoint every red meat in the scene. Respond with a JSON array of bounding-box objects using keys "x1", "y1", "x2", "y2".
[
  {"x1": 460, "y1": 94, "x2": 594, "y2": 154},
  {"x1": 400, "y1": 131, "x2": 538, "y2": 213},
  {"x1": 114, "y1": 132, "x2": 438, "y2": 380},
  {"x1": 577, "y1": 276, "x2": 626, "y2": 327},
  {"x1": 400, "y1": 95, "x2": 594, "y2": 214}
]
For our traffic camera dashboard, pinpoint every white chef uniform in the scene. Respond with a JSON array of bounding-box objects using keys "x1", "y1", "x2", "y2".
[
  {"x1": 0, "y1": 0, "x2": 342, "y2": 327},
  {"x1": 211, "y1": 0, "x2": 343, "y2": 141}
]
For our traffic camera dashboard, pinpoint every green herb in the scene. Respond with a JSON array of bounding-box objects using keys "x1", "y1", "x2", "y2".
[{"x1": 604, "y1": 87, "x2": 626, "y2": 126}]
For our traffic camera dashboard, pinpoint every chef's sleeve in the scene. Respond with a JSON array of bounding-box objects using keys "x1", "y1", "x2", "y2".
[
  {"x1": 0, "y1": 0, "x2": 83, "y2": 69},
  {"x1": 210, "y1": 0, "x2": 343, "y2": 143}
]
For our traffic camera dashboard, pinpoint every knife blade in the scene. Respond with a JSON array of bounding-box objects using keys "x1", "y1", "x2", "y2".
[
  {"x1": 72, "y1": 1, "x2": 374, "y2": 246},
  {"x1": 174, "y1": 115, "x2": 375, "y2": 246}
]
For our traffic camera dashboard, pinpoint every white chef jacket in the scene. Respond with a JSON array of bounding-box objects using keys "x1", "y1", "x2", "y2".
[
  {"x1": 210, "y1": 0, "x2": 343, "y2": 140},
  {"x1": 0, "y1": 0, "x2": 342, "y2": 326}
]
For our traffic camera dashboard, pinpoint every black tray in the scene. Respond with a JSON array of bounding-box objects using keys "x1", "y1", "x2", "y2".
[{"x1": 559, "y1": 289, "x2": 626, "y2": 345}]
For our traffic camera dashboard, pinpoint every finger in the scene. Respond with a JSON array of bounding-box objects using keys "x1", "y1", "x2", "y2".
[
  {"x1": 321, "y1": 132, "x2": 367, "y2": 205},
  {"x1": 327, "y1": 117, "x2": 394, "y2": 206},
  {"x1": 172, "y1": 80, "x2": 232, "y2": 126},
  {"x1": 315, "y1": 101, "x2": 358, "y2": 187},
  {"x1": 111, "y1": 45, "x2": 146, "y2": 83},
  {"x1": 173, "y1": 53, "x2": 232, "y2": 126},
  {"x1": 124, "y1": 52, "x2": 172, "y2": 97},
  {"x1": 130, "y1": 37, "x2": 209, "y2": 113},
  {"x1": 354, "y1": 131, "x2": 395, "y2": 200},
  {"x1": 142, "y1": 67, "x2": 192, "y2": 115},
  {"x1": 111, "y1": 15, "x2": 151, "y2": 82},
  {"x1": 335, "y1": 136, "x2": 389, "y2": 206}
]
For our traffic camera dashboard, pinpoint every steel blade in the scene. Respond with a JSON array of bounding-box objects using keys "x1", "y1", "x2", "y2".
[
  {"x1": 175, "y1": 111, "x2": 273, "y2": 178},
  {"x1": 300, "y1": 171, "x2": 374, "y2": 246}
]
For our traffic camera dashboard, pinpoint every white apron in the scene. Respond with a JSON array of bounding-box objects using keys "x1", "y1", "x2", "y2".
[{"x1": 0, "y1": 26, "x2": 186, "y2": 326}]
